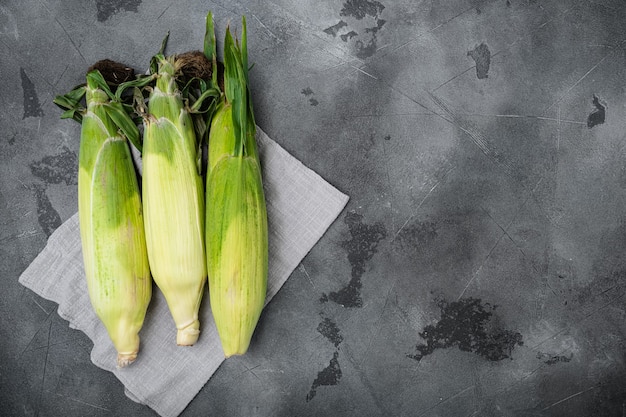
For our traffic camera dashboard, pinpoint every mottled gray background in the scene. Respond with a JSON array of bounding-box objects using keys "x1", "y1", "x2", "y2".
[{"x1": 2, "y1": 0, "x2": 626, "y2": 416}]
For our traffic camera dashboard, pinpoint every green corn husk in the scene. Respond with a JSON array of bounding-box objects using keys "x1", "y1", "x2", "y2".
[
  {"x1": 206, "y1": 17, "x2": 268, "y2": 357},
  {"x1": 74, "y1": 70, "x2": 152, "y2": 367},
  {"x1": 142, "y1": 53, "x2": 208, "y2": 346}
]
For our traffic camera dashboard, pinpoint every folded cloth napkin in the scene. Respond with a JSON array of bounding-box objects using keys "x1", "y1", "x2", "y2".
[{"x1": 19, "y1": 127, "x2": 349, "y2": 417}]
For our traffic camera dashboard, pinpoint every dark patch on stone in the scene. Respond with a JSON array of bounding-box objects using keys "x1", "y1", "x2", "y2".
[
  {"x1": 317, "y1": 317, "x2": 343, "y2": 348},
  {"x1": 323, "y1": 20, "x2": 348, "y2": 37},
  {"x1": 29, "y1": 146, "x2": 78, "y2": 186},
  {"x1": 384, "y1": 135, "x2": 391, "y2": 141},
  {"x1": 536, "y1": 352, "x2": 573, "y2": 365},
  {"x1": 95, "y1": 0, "x2": 142, "y2": 22},
  {"x1": 394, "y1": 221, "x2": 438, "y2": 250},
  {"x1": 20, "y1": 68, "x2": 43, "y2": 119},
  {"x1": 33, "y1": 184, "x2": 62, "y2": 237},
  {"x1": 506, "y1": 0, "x2": 511, "y2": 6},
  {"x1": 355, "y1": 19, "x2": 385, "y2": 58},
  {"x1": 323, "y1": 211, "x2": 387, "y2": 308},
  {"x1": 365, "y1": 18, "x2": 386, "y2": 34},
  {"x1": 468, "y1": 43, "x2": 491, "y2": 79},
  {"x1": 340, "y1": 30, "x2": 359, "y2": 42},
  {"x1": 408, "y1": 297, "x2": 524, "y2": 362},
  {"x1": 327, "y1": 276, "x2": 363, "y2": 308},
  {"x1": 326, "y1": 1, "x2": 385, "y2": 59},
  {"x1": 8, "y1": 133, "x2": 17, "y2": 145},
  {"x1": 28, "y1": 147, "x2": 77, "y2": 236},
  {"x1": 301, "y1": 88, "x2": 318, "y2": 106},
  {"x1": 306, "y1": 351, "x2": 342, "y2": 402},
  {"x1": 340, "y1": 0, "x2": 385, "y2": 20},
  {"x1": 355, "y1": 37, "x2": 378, "y2": 59},
  {"x1": 587, "y1": 95, "x2": 606, "y2": 129}
]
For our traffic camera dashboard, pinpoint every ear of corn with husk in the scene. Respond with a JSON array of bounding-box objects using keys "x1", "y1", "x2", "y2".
[
  {"x1": 56, "y1": 11, "x2": 267, "y2": 360},
  {"x1": 142, "y1": 53, "x2": 207, "y2": 346},
  {"x1": 76, "y1": 70, "x2": 152, "y2": 367},
  {"x1": 206, "y1": 17, "x2": 268, "y2": 357}
]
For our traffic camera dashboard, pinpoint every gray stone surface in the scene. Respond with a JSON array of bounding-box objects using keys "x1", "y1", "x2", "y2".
[{"x1": 2, "y1": 0, "x2": 626, "y2": 415}]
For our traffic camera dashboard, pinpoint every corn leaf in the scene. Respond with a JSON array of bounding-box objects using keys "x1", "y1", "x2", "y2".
[
  {"x1": 103, "y1": 101, "x2": 142, "y2": 152},
  {"x1": 114, "y1": 74, "x2": 157, "y2": 103},
  {"x1": 223, "y1": 27, "x2": 247, "y2": 157},
  {"x1": 86, "y1": 71, "x2": 116, "y2": 101},
  {"x1": 54, "y1": 85, "x2": 87, "y2": 123},
  {"x1": 204, "y1": 11, "x2": 218, "y2": 88}
]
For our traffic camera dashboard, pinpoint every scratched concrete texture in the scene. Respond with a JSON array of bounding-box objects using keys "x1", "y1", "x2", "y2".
[{"x1": 2, "y1": 0, "x2": 626, "y2": 415}]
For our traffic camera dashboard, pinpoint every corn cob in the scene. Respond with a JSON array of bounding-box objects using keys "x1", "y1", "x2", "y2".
[
  {"x1": 77, "y1": 70, "x2": 152, "y2": 367},
  {"x1": 142, "y1": 53, "x2": 207, "y2": 346},
  {"x1": 206, "y1": 18, "x2": 268, "y2": 357}
]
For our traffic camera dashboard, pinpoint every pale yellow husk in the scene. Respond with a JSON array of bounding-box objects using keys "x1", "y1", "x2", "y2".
[
  {"x1": 142, "y1": 56, "x2": 207, "y2": 345},
  {"x1": 79, "y1": 77, "x2": 152, "y2": 367}
]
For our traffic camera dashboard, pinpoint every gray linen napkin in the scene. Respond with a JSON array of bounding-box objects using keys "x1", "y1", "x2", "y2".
[{"x1": 19, "y1": 127, "x2": 349, "y2": 417}]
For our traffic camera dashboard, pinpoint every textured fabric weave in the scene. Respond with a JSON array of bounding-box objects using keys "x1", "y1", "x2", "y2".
[{"x1": 19, "y1": 128, "x2": 349, "y2": 417}]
